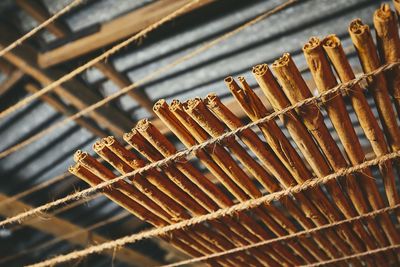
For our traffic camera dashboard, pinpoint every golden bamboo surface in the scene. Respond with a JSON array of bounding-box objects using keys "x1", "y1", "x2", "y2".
[{"x1": 69, "y1": 3, "x2": 400, "y2": 266}]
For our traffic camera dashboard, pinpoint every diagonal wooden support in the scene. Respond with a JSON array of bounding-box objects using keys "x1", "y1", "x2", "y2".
[
  {"x1": 0, "y1": 70, "x2": 24, "y2": 97},
  {"x1": 16, "y1": 0, "x2": 155, "y2": 115},
  {"x1": 0, "y1": 24, "x2": 133, "y2": 136},
  {"x1": 37, "y1": 0, "x2": 215, "y2": 67},
  {"x1": 0, "y1": 193, "x2": 161, "y2": 266},
  {"x1": 24, "y1": 83, "x2": 108, "y2": 138}
]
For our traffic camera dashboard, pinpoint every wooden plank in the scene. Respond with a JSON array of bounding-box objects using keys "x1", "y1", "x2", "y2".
[
  {"x1": 25, "y1": 83, "x2": 109, "y2": 138},
  {"x1": 16, "y1": 0, "x2": 154, "y2": 114},
  {"x1": 38, "y1": 0, "x2": 215, "y2": 68},
  {"x1": 0, "y1": 193, "x2": 161, "y2": 266},
  {"x1": 0, "y1": 70, "x2": 24, "y2": 96},
  {"x1": 0, "y1": 25, "x2": 134, "y2": 136}
]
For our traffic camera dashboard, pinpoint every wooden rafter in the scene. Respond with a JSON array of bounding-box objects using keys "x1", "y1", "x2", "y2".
[
  {"x1": 0, "y1": 70, "x2": 24, "y2": 97},
  {"x1": 0, "y1": 193, "x2": 161, "y2": 266},
  {"x1": 38, "y1": 0, "x2": 215, "y2": 68},
  {"x1": 16, "y1": 0, "x2": 155, "y2": 114},
  {"x1": 0, "y1": 24, "x2": 133, "y2": 136},
  {"x1": 24, "y1": 83, "x2": 108, "y2": 138}
]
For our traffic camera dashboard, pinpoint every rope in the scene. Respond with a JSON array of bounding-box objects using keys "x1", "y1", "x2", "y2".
[
  {"x1": 0, "y1": 0, "x2": 84, "y2": 58},
  {"x1": 161, "y1": 204, "x2": 400, "y2": 267},
  {"x1": 20, "y1": 150, "x2": 400, "y2": 266},
  {"x1": 0, "y1": 0, "x2": 298, "y2": 159},
  {"x1": 0, "y1": 62, "x2": 398, "y2": 227},
  {"x1": 302, "y1": 244, "x2": 400, "y2": 267},
  {"x1": 0, "y1": 0, "x2": 202, "y2": 120},
  {"x1": 0, "y1": 173, "x2": 70, "y2": 207}
]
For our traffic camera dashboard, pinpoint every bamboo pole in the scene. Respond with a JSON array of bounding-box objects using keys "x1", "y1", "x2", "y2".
[
  {"x1": 226, "y1": 76, "x2": 365, "y2": 265},
  {"x1": 321, "y1": 34, "x2": 400, "y2": 248},
  {"x1": 305, "y1": 35, "x2": 400, "y2": 208},
  {"x1": 93, "y1": 138, "x2": 242, "y2": 267},
  {"x1": 74, "y1": 151, "x2": 171, "y2": 223},
  {"x1": 103, "y1": 136, "x2": 214, "y2": 214},
  {"x1": 271, "y1": 51, "x2": 391, "y2": 264},
  {"x1": 170, "y1": 99, "x2": 312, "y2": 265},
  {"x1": 125, "y1": 126, "x2": 274, "y2": 265},
  {"x1": 93, "y1": 140, "x2": 187, "y2": 221},
  {"x1": 69, "y1": 163, "x2": 217, "y2": 265},
  {"x1": 374, "y1": 4, "x2": 400, "y2": 118},
  {"x1": 394, "y1": 0, "x2": 400, "y2": 17},
  {"x1": 185, "y1": 97, "x2": 324, "y2": 263},
  {"x1": 206, "y1": 93, "x2": 351, "y2": 260},
  {"x1": 154, "y1": 99, "x2": 295, "y2": 266},
  {"x1": 249, "y1": 60, "x2": 377, "y2": 264},
  {"x1": 349, "y1": 19, "x2": 400, "y2": 154}
]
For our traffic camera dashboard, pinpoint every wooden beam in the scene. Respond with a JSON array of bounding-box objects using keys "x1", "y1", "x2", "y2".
[
  {"x1": 0, "y1": 193, "x2": 161, "y2": 266},
  {"x1": 16, "y1": 0, "x2": 154, "y2": 114},
  {"x1": 0, "y1": 59, "x2": 15, "y2": 76},
  {"x1": 0, "y1": 70, "x2": 24, "y2": 96},
  {"x1": 25, "y1": 83, "x2": 109, "y2": 138},
  {"x1": 94, "y1": 62, "x2": 155, "y2": 114},
  {"x1": 38, "y1": 0, "x2": 215, "y2": 68},
  {"x1": 0, "y1": 25, "x2": 133, "y2": 136},
  {"x1": 15, "y1": 0, "x2": 71, "y2": 38}
]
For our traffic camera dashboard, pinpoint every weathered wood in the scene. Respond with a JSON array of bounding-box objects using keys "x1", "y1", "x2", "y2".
[
  {"x1": 15, "y1": 0, "x2": 71, "y2": 38},
  {"x1": 38, "y1": 0, "x2": 215, "y2": 68},
  {"x1": 25, "y1": 83, "x2": 108, "y2": 138},
  {"x1": 0, "y1": 193, "x2": 161, "y2": 267},
  {"x1": 16, "y1": 0, "x2": 155, "y2": 114},
  {"x1": 0, "y1": 70, "x2": 24, "y2": 96},
  {"x1": 0, "y1": 25, "x2": 133, "y2": 136}
]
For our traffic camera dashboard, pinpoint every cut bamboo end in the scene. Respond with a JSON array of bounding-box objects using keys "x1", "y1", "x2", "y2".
[
  {"x1": 102, "y1": 136, "x2": 116, "y2": 146},
  {"x1": 271, "y1": 53, "x2": 290, "y2": 68},
  {"x1": 322, "y1": 34, "x2": 341, "y2": 49},
  {"x1": 68, "y1": 163, "x2": 82, "y2": 175},
  {"x1": 224, "y1": 76, "x2": 242, "y2": 94},
  {"x1": 375, "y1": 3, "x2": 392, "y2": 21},
  {"x1": 204, "y1": 93, "x2": 219, "y2": 108},
  {"x1": 73, "y1": 150, "x2": 88, "y2": 163},
  {"x1": 93, "y1": 139, "x2": 106, "y2": 153},
  {"x1": 303, "y1": 36, "x2": 320, "y2": 54},
  {"x1": 153, "y1": 99, "x2": 168, "y2": 113},
  {"x1": 252, "y1": 63, "x2": 269, "y2": 76},
  {"x1": 348, "y1": 19, "x2": 368, "y2": 35}
]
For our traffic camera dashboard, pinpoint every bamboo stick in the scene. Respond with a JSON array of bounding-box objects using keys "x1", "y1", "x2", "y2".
[
  {"x1": 185, "y1": 97, "x2": 324, "y2": 263},
  {"x1": 374, "y1": 4, "x2": 400, "y2": 118},
  {"x1": 394, "y1": 0, "x2": 400, "y2": 17},
  {"x1": 321, "y1": 34, "x2": 400, "y2": 247},
  {"x1": 69, "y1": 163, "x2": 218, "y2": 265},
  {"x1": 349, "y1": 19, "x2": 400, "y2": 154},
  {"x1": 73, "y1": 150, "x2": 172, "y2": 223},
  {"x1": 154, "y1": 99, "x2": 295, "y2": 266},
  {"x1": 271, "y1": 51, "x2": 390, "y2": 264},
  {"x1": 249, "y1": 61, "x2": 377, "y2": 263},
  {"x1": 171, "y1": 99, "x2": 312, "y2": 265},
  {"x1": 69, "y1": 163, "x2": 164, "y2": 225},
  {"x1": 93, "y1": 138, "x2": 242, "y2": 267},
  {"x1": 206, "y1": 93, "x2": 349, "y2": 260},
  {"x1": 103, "y1": 136, "x2": 213, "y2": 215},
  {"x1": 93, "y1": 139, "x2": 188, "y2": 221},
  {"x1": 126, "y1": 126, "x2": 274, "y2": 265},
  {"x1": 226, "y1": 76, "x2": 363, "y2": 262},
  {"x1": 305, "y1": 35, "x2": 400, "y2": 208}
]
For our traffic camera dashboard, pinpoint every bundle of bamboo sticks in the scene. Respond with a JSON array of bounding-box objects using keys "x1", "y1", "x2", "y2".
[{"x1": 69, "y1": 3, "x2": 400, "y2": 266}]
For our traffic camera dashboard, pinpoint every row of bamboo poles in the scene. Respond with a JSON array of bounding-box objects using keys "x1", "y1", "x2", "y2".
[{"x1": 68, "y1": 3, "x2": 400, "y2": 266}]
